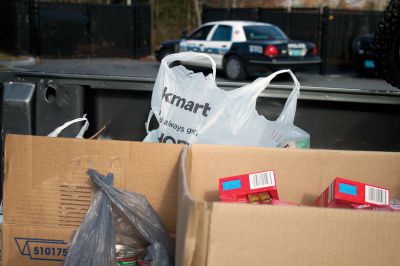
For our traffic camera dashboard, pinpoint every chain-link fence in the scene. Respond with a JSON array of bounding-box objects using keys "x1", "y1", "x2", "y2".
[{"x1": 1, "y1": 0, "x2": 150, "y2": 58}]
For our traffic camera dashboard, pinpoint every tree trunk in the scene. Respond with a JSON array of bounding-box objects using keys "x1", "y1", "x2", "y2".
[
  {"x1": 187, "y1": 0, "x2": 192, "y2": 31},
  {"x1": 193, "y1": 0, "x2": 202, "y2": 26}
]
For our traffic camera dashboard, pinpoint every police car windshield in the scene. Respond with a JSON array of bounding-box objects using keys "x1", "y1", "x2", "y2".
[{"x1": 244, "y1": 25, "x2": 288, "y2": 41}]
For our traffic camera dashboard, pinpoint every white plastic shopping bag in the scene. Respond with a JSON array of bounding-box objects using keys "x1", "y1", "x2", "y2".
[
  {"x1": 48, "y1": 114, "x2": 89, "y2": 138},
  {"x1": 144, "y1": 52, "x2": 309, "y2": 148}
]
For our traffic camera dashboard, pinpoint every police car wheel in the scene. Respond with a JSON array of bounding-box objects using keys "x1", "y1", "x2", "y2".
[
  {"x1": 224, "y1": 56, "x2": 247, "y2": 81},
  {"x1": 160, "y1": 50, "x2": 173, "y2": 61}
]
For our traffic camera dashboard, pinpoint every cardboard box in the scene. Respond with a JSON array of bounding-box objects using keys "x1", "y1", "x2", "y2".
[
  {"x1": 6, "y1": 134, "x2": 400, "y2": 266},
  {"x1": 0, "y1": 223, "x2": 2, "y2": 265},
  {"x1": 176, "y1": 145, "x2": 400, "y2": 266},
  {"x1": 3, "y1": 134, "x2": 183, "y2": 265}
]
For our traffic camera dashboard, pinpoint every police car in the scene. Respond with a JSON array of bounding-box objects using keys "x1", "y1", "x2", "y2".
[{"x1": 155, "y1": 21, "x2": 321, "y2": 80}]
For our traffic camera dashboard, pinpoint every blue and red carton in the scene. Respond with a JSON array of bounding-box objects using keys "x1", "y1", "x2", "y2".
[
  {"x1": 219, "y1": 170, "x2": 279, "y2": 204},
  {"x1": 313, "y1": 177, "x2": 390, "y2": 210}
]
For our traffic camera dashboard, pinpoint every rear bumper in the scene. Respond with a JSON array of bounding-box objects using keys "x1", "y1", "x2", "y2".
[
  {"x1": 248, "y1": 57, "x2": 321, "y2": 66},
  {"x1": 246, "y1": 56, "x2": 321, "y2": 73}
]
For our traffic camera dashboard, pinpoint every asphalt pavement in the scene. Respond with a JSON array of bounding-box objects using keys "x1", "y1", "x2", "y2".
[{"x1": 10, "y1": 58, "x2": 398, "y2": 92}]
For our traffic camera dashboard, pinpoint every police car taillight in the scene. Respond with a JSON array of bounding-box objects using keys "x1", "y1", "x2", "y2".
[
  {"x1": 264, "y1": 45, "x2": 279, "y2": 57},
  {"x1": 313, "y1": 46, "x2": 318, "y2": 56}
]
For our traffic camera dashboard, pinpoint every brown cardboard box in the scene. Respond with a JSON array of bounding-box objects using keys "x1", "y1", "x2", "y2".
[
  {"x1": 6, "y1": 134, "x2": 400, "y2": 266},
  {"x1": 176, "y1": 145, "x2": 400, "y2": 266},
  {"x1": 0, "y1": 223, "x2": 2, "y2": 265},
  {"x1": 3, "y1": 134, "x2": 183, "y2": 265}
]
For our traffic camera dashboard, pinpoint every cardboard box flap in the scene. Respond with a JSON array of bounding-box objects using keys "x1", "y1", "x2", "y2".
[
  {"x1": 4, "y1": 134, "x2": 183, "y2": 233},
  {"x1": 176, "y1": 147, "x2": 211, "y2": 266},
  {"x1": 207, "y1": 202, "x2": 400, "y2": 265}
]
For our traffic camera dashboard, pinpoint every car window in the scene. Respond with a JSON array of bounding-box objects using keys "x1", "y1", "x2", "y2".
[
  {"x1": 244, "y1": 25, "x2": 288, "y2": 41},
  {"x1": 188, "y1": 25, "x2": 214, "y2": 40},
  {"x1": 211, "y1": 25, "x2": 232, "y2": 41}
]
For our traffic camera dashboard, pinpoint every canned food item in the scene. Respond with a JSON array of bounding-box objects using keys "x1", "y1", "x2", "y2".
[
  {"x1": 247, "y1": 193, "x2": 260, "y2": 204},
  {"x1": 259, "y1": 192, "x2": 271, "y2": 203},
  {"x1": 116, "y1": 244, "x2": 137, "y2": 266}
]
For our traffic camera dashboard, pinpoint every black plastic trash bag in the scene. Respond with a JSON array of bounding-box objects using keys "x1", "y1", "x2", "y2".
[{"x1": 64, "y1": 169, "x2": 174, "y2": 266}]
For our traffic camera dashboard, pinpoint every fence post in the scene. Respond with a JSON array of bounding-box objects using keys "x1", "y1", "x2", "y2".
[
  {"x1": 254, "y1": 7, "x2": 260, "y2": 21},
  {"x1": 28, "y1": 0, "x2": 36, "y2": 57},
  {"x1": 285, "y1": 8, "x2": 291, "y2": 37},
  {"x1": 12, "y1": 0, "x2": 17, "y2": 55},
  {"x1": 133, "y1": 4, "x2": 137, "y2": 58},
  {"x1": 201, "y1": 5, "x2": 207, "y2": 23},
  {"x1": 319, "y1": 6, "x2": 329, "y2": 75},
  {"x1": 86, "y1": 4, "x2": 92, "y2": 58}
]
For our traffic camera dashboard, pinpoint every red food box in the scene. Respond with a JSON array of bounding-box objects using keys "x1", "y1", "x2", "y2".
[
  {"x1": 219, "y1": 170, "x2": 279, "y2": 204},
  {"x1": 313, "y1": 177, "x2": 390, "y2": 209}
]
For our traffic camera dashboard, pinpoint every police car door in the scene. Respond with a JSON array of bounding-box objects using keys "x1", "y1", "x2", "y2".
[
  {"x1": 205, "y1": 25, "x2": 233, "y2": 69},
  {"x1": 179, "y1": 24, "x2": 215, "y2": 67}
]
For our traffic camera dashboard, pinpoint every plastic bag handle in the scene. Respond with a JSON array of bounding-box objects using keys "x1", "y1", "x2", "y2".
[
  {"x1": 145, "y1": 110, "x2": 154, "y2": 134},
  {"x1": 249, "y1": 69, "x2": 300, "y2": 124},
  {"x1": 161, "y1": 52, "x2": 216, "y2": 79},
  {"x1": 47, "y1": 114, "x2": 89, "y2": 138}
]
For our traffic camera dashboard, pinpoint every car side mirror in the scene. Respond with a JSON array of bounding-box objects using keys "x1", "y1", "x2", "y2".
[{"x1": 181, "y1": 30, "x2": 188, "y2": 39}]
